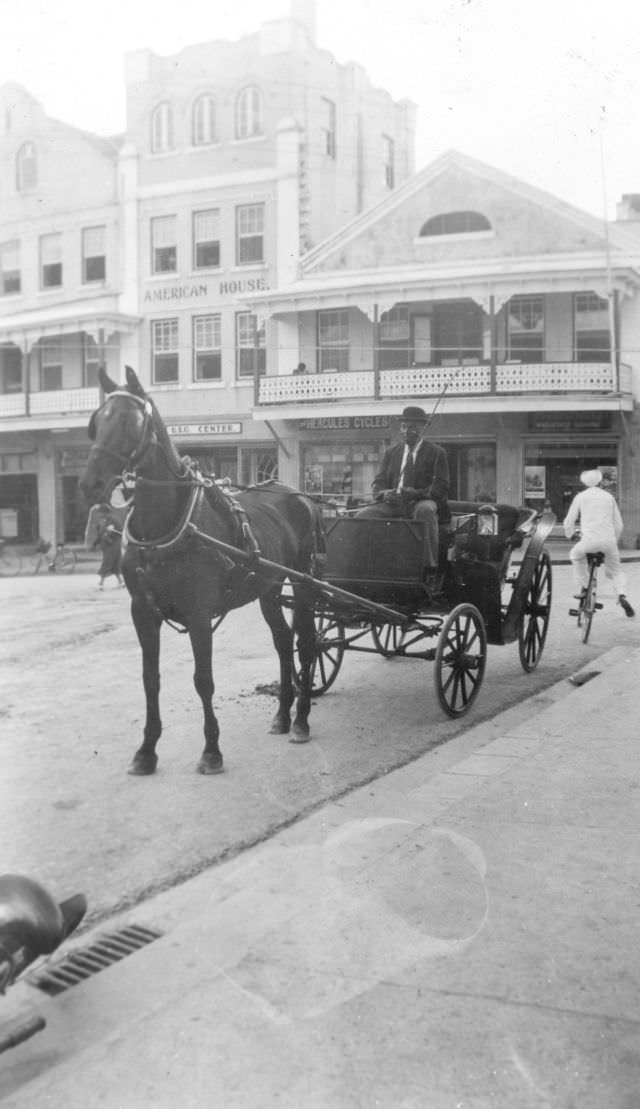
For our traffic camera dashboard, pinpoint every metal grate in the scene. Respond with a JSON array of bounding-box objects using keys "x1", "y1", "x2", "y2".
[{"x1": 27, "y1": 924, "x2": 163, "y2": 996}]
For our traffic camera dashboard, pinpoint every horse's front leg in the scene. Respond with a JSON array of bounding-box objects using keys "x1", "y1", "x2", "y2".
[
  {"x1": 129, "y1": 597, "x2": 163, "y2": 775},
  {"x1": 290, "y1": 580, "x2": 316, "y2": 743},
  {"x1": 260, "y1": 591, "x2": 295, "y2": 737},
  {"x1": 188, "y1": 619, "x2": 223, "y2": 775}
]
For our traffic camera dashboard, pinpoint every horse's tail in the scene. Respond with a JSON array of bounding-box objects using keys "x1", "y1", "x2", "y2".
[{"x1": 303, "y1": 495, "x2": 326, "y2": 579}]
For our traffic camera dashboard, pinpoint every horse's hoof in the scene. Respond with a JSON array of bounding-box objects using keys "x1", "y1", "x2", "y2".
[
  {"x1": 128, "y1": 754, "x2": 158, "y2": 776},
  {"x1": 269, "y1": 717, "x2": 290, "y2": 735},
  {"x1": 197, "y1": 753, "x2": 224, "y2": 775},
  {"x1": 289, "y1": 724, "x2": 310, "y2": 744}
]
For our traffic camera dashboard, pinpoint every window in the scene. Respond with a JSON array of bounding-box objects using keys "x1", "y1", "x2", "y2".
[
  {"x1": 318, "y1": 309, "x2": 349, "y2": 372},
  {"x1": 83, "y1": 335, "x2": 100, "y2": 387},
  {"x1": 321, "y1": 98, "x2": 336, "y2": 158},
  {"x1": 383, "y1": 135, "x2": 395, "y2": 189},
  {"x1": 507, "y1": 296, "x2": 544, "y2": 361},
  {"x1": 236, "y1": 312, "x2": 265, "y2": 378},
  {"x1": 151, "y1": 319, "x2": 179, "y2": 384},
  {"x1": 235, "y1": 86, "x2": 263, "y2": 139},
  {"x1": 236, "y1": 204, "x2": 264, "y2": 265},
  {"x1": 192, "y1": 94, "x2": 216, "y2": 145},
  {"x1": 16, "y1": 142, "x2": 37, "y2": 190},
  {"x1": 151, "y1": 216, "x2": 177, "y2": 274},
  {"x1": 0, "y1": 347, "x2": 22, "y2": 394},
  {"x1": 40, "y1": 233, "x2": 63, "y2": 289},
  {"x1": 150, "y1": 102, "x2": 174, "y2": 153},
  {"x1": 420, "y1": 211, "x2": 492, "y2": 236},
  {"x1": 39, "y1": 338, "x2": 63, "y2": 391},
  {"x1": 574, "y1": 292, "x2": 611, "y2": 362},
  {"x1": 0, "y1": 240, "x2": 21, "y2": 294},
  {"x1": 432, "y1": 301, "x2": 483, "y2": 365},
  {"x1": 82, "y1": 226, "x2": 106, "y2": 283},
  {"x1": 193, "y1": 210, "x2": 220, "y2": 269},
  {"x1": 379, "y1": 304, "x2": 410, "y2": 369},
  {"x1": 193, "y1": 315, "x2": 222, "y2": 381}
]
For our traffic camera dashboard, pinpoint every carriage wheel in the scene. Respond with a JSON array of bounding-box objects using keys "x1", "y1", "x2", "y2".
[
  {"x1": 294, "y1": 612, "x2": 346, "y2": 695},
  {"x1": 371, "y1": 621, "x2": 406, "y2": 658},
  {"x1": 434, "y1": 603, "x2": 487, "y2": 718},
  {"x1": 518, "y1": 550, "x2": 552, "y2": 671}
]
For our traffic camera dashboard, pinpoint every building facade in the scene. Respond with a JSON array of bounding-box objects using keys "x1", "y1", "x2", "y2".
[
  {"x1": 245, "y1": 151, "x2": 640, "y2": 545},
  {"x1": 0, "y1": 0, "x2": 415, "y2": 544}
]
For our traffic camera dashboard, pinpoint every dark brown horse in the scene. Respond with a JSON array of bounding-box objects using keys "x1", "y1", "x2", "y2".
[{"x1": 80, "y1": 366, "x2": 324, "y2": 775}]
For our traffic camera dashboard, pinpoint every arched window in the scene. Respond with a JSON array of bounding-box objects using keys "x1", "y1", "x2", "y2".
[
  {"x1": 235, "y1": 86, "x2": 263, "y2": 140},
  {"x1": 420, "y1": 211, "x2": 491, "y2": 236},
  {"x1": 16, "y1": 142, "x2": 37, "y2": 191},
  {"x1": 150, "y1": 102, "x2": 174, "y2": 154},
  {"x1": 192, "y1": 94, "x2": 216, "y2": 146}
]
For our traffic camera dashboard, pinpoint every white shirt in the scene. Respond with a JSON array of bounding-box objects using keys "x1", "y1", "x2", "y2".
[{"x1": 563, "y1": 486, "x2": 623, "y2": 544}]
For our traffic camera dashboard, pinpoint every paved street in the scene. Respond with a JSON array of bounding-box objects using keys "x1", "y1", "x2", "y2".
[{"x1": 1, "y1": 561, "x2": 638, "y2": 931}]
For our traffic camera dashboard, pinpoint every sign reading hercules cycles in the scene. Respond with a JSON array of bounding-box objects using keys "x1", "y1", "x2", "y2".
[
  {"x1": 143, "y1": 277, "x2": 269, "y2": 304},
  {"x1": 167, "y1": 423, "x2": 242, "y2": 436},
  {"x1": 299, "y1": 416, "x2": 391, "y2": 430}
]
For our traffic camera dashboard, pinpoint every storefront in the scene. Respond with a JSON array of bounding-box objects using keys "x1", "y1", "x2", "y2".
[
  {"x1": 522, "y1": 412, "x2": 619, "y2": 524},
  {"x1": 165, "y1": 420, "x2": 277, "y2": 487}
]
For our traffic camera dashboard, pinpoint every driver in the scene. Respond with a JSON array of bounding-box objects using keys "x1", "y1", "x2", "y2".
[{"x1": 356, "y1": 406, "x2": 450, "y2": 591}]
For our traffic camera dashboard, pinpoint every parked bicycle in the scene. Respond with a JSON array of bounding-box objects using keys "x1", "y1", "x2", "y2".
[
  {"x1": 0, "y1": 538, "x2": 20, "y2": 577},
  {"x1": 20, "y1": 539, "x2": 77, "y2": 575},
  {"x1": 569, "y1": 551, "x2": 604, "y2": 643}
]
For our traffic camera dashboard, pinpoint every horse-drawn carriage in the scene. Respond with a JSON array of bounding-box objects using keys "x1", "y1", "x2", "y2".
[
  {"x1": 289, "y1": 501, "x2": 554, "y2": 718},
  {"x1": 80, "y1": 366, "x2": 555, "y2": 774}
]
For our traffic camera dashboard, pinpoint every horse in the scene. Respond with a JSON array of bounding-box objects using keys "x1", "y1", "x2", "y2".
[{"x1": 79, "y1": 365, "x2": 324, "y2": 776}]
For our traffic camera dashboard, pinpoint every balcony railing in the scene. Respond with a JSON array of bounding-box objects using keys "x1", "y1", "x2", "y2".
[
  {"x1": 0, "y1": 387, "x2": 100, "y2": 420},
  {"x1": 257, "y1": 362, "x2": 627, "y2": 406}
]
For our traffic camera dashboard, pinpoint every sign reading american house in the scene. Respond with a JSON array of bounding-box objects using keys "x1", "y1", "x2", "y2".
[
  {"x1": 143, "y1": 277, "x2": 268, "y2": 304},
  {"x1": 167, "y1": 423, "x2": 242, "y2": 436}
]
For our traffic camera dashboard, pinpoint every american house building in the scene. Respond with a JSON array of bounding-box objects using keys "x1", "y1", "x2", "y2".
[{"x1": 0, "y1": 0, "x2": 414, "y2": 545}]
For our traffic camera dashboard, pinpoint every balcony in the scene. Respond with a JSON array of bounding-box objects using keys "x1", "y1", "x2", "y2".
[
  {"x1": 0, "y1": 387, "x2": 100, "y2": 424},
  {"x1": 256, "y1": 361, "x2": 633, "y2": 415}
]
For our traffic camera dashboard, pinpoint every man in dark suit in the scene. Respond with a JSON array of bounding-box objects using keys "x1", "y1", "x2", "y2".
[{"x1": 357, "y1": 405, "x2": 450, "y2": 587}]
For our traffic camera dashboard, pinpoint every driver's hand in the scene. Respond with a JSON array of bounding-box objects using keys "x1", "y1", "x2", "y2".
[{"x1": 382, "y1": 490, "x2": 401, "y2": 504}]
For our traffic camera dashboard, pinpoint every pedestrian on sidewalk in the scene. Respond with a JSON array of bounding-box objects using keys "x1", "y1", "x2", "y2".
[
  {"x1": 84, "y1": 503, "x2": 125, "y2": 589},
  {"x1": 563, "y1": 469, "x2": 634, "y2": 617}
]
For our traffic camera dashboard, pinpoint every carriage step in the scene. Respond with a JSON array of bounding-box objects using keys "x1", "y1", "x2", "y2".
[{"x1": 568, "y1": 608, "x2": 580, "y2": 616}]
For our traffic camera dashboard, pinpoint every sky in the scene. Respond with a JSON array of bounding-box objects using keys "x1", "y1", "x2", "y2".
[{"x1": 2, "y1": 0, "x2": 640, "y2": 219}]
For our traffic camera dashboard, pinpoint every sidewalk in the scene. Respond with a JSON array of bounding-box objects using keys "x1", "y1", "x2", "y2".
[{"x1": 1, "y1": 639, "x2": 639, "y2": 1108}]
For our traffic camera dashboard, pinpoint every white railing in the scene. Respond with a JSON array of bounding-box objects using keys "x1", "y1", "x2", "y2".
[
  {"x1": 257, "y1": 361, "x2": 629, "y2": 406},
  {"x1": 0, "y1": 394, "x2": 27, "y2": 417},
  {"x1": 29, "y1": 387, "x2": 101, "y2": 415}
]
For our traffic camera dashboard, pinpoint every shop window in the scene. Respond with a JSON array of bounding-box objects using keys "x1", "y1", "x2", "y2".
[
  {"x1": 193, "y1": 315, "x2": 222, "y2": 381},
  {"x1": 193, "y1": 210, "x2": 220, "y2": 269},
  {"x1": 383, "y1": 134, "x2": 394, "y2": 188},
  {"x1": 235, "y1": 86, "x2": 263, "y2": 139},
  {"x1": 507, "y1": 295, "x2": 544, "y2": 361},
  {"x1": 82, "y1": 226, "x2": 106, "y2": 283},
  {"x1": 192, "y1": 94, "x2": 216, "y2": 146},
  {"x1": 83, "y1": 335, "x2": 100, "y2": 387},
  {"x1": 574, "y1": 292, "x2": 611, "y2": 362},
  {"x1": 0, "y1": 239, "x2": 21, "y2": 294},
  {"x1": 302, "y1": 442, "x2": 381, "y2": 505},
  {"x1": 420, "y1": 211, "x2": 491, "y2": 236},
  {"x1": 150, "y1": 102, "x2": 174, "y2": 153},
  {"x1": 318, "y1": 309, "x2": 350, "y2": 372},
  {"x1": 0, "y1": 347, "x2": 22, "y2": 393},
  {"x1": 151, "y1": 318, "x2": 179, "y2": 384},
  {"x1": 524, "y1": 439, "x2": 618, "y2": 520},
  {"x1": 321, "y1": 98, "x2": 336, "y2": 158},
  {"x1": 236, "y1": 312, "x2": 265, "y2": 379},
  {"x1": 236, "y1": 204, "x2": 264, "y2": 265},
  {"x1": 16, "y1": 142, "x2": 37, "y2": 191},
  {"x1": 39, "y1": 338, "x2": 63, "y2": 391},
  {"x1": 151, "y1": 215, "x2": 177, "y2": 274},
  {"x1": 40, "y1": 233, "x2": 62, "y2": 289}
]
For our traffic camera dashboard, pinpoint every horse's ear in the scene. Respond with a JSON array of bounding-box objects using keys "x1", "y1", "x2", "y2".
[
  {"x1": 125, "y1": 365, "x2": 146, "y2": 399},
  {"x1": 98, "y1": 365, "x2": 118, "y2": 394}
]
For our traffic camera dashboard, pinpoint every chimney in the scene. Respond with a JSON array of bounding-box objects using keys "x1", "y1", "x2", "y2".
[{"x1": 616, "y1": 193, "x2": 640, "y2": 221}]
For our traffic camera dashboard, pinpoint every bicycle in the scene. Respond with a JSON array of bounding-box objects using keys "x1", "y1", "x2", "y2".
[
  {"x1": 569, "y1": 551, "x2": 604, "y2": 643},
  {"x1": 20, "y1": 539, "x2": 77, "y2": 575},
  {"x1": 0, "y1": 538, "x2": 21, "y2": 577}
]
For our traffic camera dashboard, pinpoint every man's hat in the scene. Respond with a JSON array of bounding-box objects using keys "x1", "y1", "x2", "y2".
[
  {"x1": 580, "y1": 469, "x2": 603, "y2": 488},
  {"x1": 401, "y1": 405, "x2": 428, "y2": 423}
]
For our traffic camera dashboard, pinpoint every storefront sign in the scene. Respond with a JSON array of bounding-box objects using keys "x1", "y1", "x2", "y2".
[
  {"x1": 528, "y1": 413, "x2": 612, "y2": 432},
  {"x1": 299, "y1": 416, "x2": 391, "y2": 431},
  {"x1": 167, "y1": 423, "x2": 242, "y2": 436},
  {"x1": 524, "y1": 465, "x2": 546, "y2": 499},
  {"x1": 143, "y1": 277, "x2": 269, "y2": 305}
]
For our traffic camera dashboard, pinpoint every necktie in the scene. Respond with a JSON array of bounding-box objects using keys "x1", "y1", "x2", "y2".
[{"x1": 397, "y1": 446, "x2": 415, "y2": 491}]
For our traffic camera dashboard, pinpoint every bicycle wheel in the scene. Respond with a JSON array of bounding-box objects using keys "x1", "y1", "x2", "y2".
[
  {"x1": 0, "y1": 553, "x2": 21, "y2": 577},
  {"x1": 581, "y1": 567, "x2": 598, "y2": 644},
  {"x1": 52, "y1": 548, "x2": 77, "y2": 573}
]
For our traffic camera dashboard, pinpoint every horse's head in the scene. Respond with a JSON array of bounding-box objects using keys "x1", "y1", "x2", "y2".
[{"x1": 79, "y1": 366, "x2": 156, "y2": 505}]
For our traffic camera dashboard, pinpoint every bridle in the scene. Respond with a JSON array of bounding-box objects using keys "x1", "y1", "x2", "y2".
[{"x1": 89, "y1": 391, "x2": 185, "y2": 480}]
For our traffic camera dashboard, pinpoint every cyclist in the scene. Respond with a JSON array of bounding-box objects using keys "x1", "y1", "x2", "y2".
[{"x1": 563, "y1": 469, "x2": 634, "y2": 617}]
